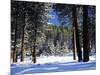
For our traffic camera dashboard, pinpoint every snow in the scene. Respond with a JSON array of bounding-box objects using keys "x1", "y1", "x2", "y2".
[{"x1": 11, "y1": 54, "x2": 96, "y2": 75}]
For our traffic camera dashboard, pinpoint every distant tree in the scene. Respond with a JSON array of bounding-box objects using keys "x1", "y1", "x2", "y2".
[{"x1": 53, "y1": 4, "x2": 82, "y2": 61}]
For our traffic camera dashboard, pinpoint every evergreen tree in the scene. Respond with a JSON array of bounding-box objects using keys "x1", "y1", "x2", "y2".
[
  {"x1": 25, "y1": 2, "x2": 52, "y2": 63},
  {"x1": 11, "y1": 1, "x2": 18, "y2": 62},
  {"x1": 83, "y1": 5, "x2": 90, "y2": 62},
  {"x1": 72, "y1": 6, "x2": 82, "y2": 61},
  {"x1": 53, "y1": 4, "x2": 82, "y2": 61}
]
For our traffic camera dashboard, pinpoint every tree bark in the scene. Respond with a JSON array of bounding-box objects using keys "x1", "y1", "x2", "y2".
[
  {"x1": 32, "y1": 12, "x2": 38, "y2": 63},
  {"x1": 72, "y1": 27, "x2": 76, "y2": 60},
  {"x1": 20, "y1": 2, "x2": 26, "y2": 62},
  {"x1": 83, "y1": 5, "x2": 90, "y2": 62},
  {"x1": 13, "y1": 23, "x2": 18, "y2": 62},
  {"x1": 32, "y1": 27, "x2": 37, "y2": 63},
  {"x1": 72, "y1": 6, "x2": 82, "y2": 61},
  {"x1": 13, "y1": 2, "x2": 18, "y2": 62},
  {"x1": 20, "y1": 25, "x2": 25, "y2": 62}
]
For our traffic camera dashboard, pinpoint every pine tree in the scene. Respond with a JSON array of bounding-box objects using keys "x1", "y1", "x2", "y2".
[
  {"x1": 25, "y1": 2, "x2": 52, "y2": 63},
  {"x1": 11, "y1": 1, "x2": 18, "y2": 62},
  {"x1": 18, "y1": 1, "x2": 26, "y2": 62},
  {"x1": 72, "y1": 6, "x2": 82, "y2": 61},
  {"x1": 53, "y1": 4, "x2": 82, "y2": 61},
  {"x1": 83, "y1": 5, "x2": 90, "y2": 62}
]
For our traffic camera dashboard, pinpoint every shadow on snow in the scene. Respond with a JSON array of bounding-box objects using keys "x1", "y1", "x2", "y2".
[{"x1": 11, "y1": 60, "x2": 96, "y2": 75}]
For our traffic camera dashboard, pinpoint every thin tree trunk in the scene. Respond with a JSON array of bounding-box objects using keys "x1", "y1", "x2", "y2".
[
  {"x1": 83, "y1": 5, "x2": 90, "y2": 62},
  {"x1": 72, "y1": 27, "x2": 76, "y2": 60},
  {"x1": 20, "y1": 25, "x2": 25, "y2": 62},
  {"x1": 13, "y1": 2, "x2": 18, "y2": 63},
  {"x1": 72, "y1": 6, "x2": 82, "y2": 61},
  {"x1": 13, "y1": 39, "x2": 17, "y2": 63},
  {"x1": 20, "y1": 3, "x2": 26, "y2": 62},
  {"x1": 32, "y1": 28, "x2": 37, "y2": 63},
  {"x1": 32, "y1": 12, "x2": 38, "y2": 63},
  {"x1": 13, "y1": 21, "x2": 17, "y2": 62}
]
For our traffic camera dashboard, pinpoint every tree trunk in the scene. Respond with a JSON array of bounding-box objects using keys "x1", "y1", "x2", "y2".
[
  {"x1": 32, "y1": 28, "x2": 37, "y2": 63},
  {"x1": 32, "y1": 12, "x2": 38, "y2": 63},
  {"x1": 13, "y1": 22, "x2": 17, "y2": 62},
  {"x1": 20, "y1": 25, "x2": 25, "y2": 62},
  {"x1": 72, "y1": 28, "x2": 76, "y2": 60},
  {"x1": 83, "y1": 5, "x2": 90, "y2": 62},
  {"x1": 20, "y1": 3, "x2": 26, "y2": 62},
  {"x1": 72, "y1": 6, "x2": 82, "y2": 61},
  {"x1": 13, "y1": 2, "x2": 18, "y2": 63}
]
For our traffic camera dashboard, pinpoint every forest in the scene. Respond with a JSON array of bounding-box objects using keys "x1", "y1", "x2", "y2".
[{"x1": 11, "y1": 1, "x2": 96, "y2": 63}]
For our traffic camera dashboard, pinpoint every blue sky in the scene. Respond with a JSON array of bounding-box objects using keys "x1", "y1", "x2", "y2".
[
  {"x1": 48, "y1": 11, "x2": 60, "y2": 25},
  {"x1": 48, "y1": 10, "x2": 71, "y2": 26}
]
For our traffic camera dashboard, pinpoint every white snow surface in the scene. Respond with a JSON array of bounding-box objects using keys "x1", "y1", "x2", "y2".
[{"x1": 11, "y1": 54, "x2": 96, "y2": 75}]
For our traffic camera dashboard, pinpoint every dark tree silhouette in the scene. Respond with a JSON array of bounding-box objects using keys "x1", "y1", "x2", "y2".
[
  {"x1": 72, "y1": 6, "x2": 82, "y2": 61},
  {"x1": 83, "y1": 5, "x2": 90, "y2": 62},
  {"x1": 11, "y1": 1, "x2": 18, "y2": 62},
  {"x1": 20, "y1": 2, "x2": 26, "y2": 62}
]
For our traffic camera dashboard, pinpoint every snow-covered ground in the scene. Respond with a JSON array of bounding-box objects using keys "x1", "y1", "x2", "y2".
[{"x1": 11, "y1": 54, "x2": 96, "y2": 75}]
